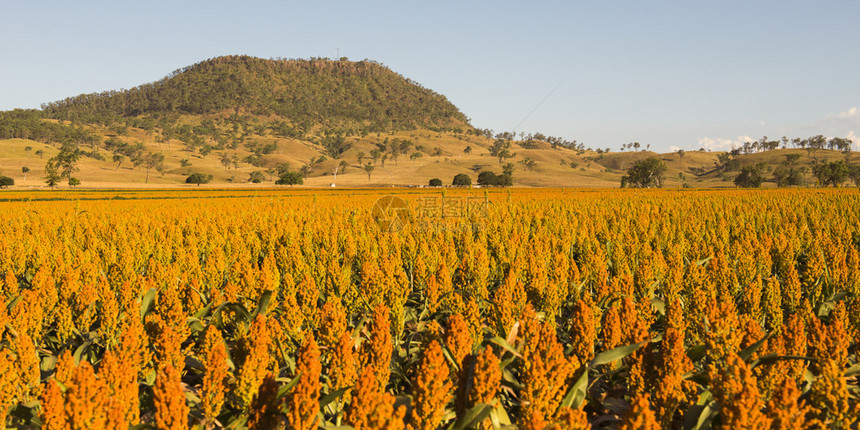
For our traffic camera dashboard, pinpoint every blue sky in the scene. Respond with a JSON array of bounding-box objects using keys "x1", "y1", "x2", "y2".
[{"x1": 2, "y1": 1, "x2": 858, "y2": 151}]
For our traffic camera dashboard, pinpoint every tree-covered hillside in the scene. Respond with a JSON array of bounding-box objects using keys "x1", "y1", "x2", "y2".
[{"x1": 41, "y1": 56, "x2": 470, "y2": 134}]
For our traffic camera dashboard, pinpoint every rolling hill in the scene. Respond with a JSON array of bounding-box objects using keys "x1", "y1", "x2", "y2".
[{"x1": 0, "y1": 56, "x2": 858, "y2": 189}]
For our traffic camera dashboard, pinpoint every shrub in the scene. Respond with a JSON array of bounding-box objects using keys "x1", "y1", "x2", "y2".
[
  {"x1": 186, "y1": 173, "x2": 213, "y2": 186},
  {"x1": 429, "y1": 178, "x2": 443, "y2": 187},
  {"x1": 452, "y1": 173, "x2": 471, "y2": 187},
  {"x1": 249, "y1": 171, "x2": 265, "y2": 183},
  {"x1": 0, "y1": 176, "x2": 14, "y2": 188}
]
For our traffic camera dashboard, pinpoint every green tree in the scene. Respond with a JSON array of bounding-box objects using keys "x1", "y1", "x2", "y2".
[
  {"x1": 186, "y1": 173, "x2": 213, "y2": 186},
  {"x1": 452, "y1": 173, "x2": 471, "y2": 186},
  {"x1": 429, "y1": 178, "x2": 443, "y2": 187},
  {"x1": 463, "y1": 146, "x2": 472, "y2": 154},
  {"x1": 477, "y1": 171, "x2": 498, "y2": 186},
  {"x1": 477, "y1": 170, "x2": 512, "y2": 187},
  {"x1": 620, "y1": 157, "x2": 667, "y2": 188},
  {"x1": 519, "y1": 157, "x2": 537, "y2": 171},
  {"x1": 364, "y1": 163, "x2": 375, "y2": 181},
  {"x1": 248, "y1": 171, "x2": 265, "y2": 183},
  {"x1": 44, "y1": 160, "x2": 61, "y2": 187},
  {"x1": 274, "y1": 162, "x2": 291, "y2": 177},
  {"x1": 773, "y1": 154, "x2": 804, "y2": 187},
  {"x1": 219, "y1": 152, "x2": 232, "y2": 170},
  {"x1": 300, "y1": 164, "x2": 312, "y2": 179},
  {"x1": 21, "y1": 166, "x2": 30, "y2": 179},
  {"x1": 68, "y1": 177, "x2": 81, "y2": 187},
  {"x1": 489, "y1": 139, "x2": 515, "y2": 163},
  {"x1": 320, "y1": 133, "x2": 349, "y2": 159},
  {"x1": 734, "y1": 163, "x2": 768, "y2": 188},
  {"x1": 0, "y1": 176, "x2": 14, "y2": 188},
  {"x1": 848, "y1": 164, "x2": 860, "y2": 187},
  {"x1": 275, "y1": 171, "x2": 303, "y2": 186},
  {"x1": 49, "y1": 143, "x2": 81, "y2": 180},
  {"x1": 811, "y1": 160, "x2": 849, "y2": 187},
  {"x1": 142, "y1": 152, "x2": 165, "y2": 183},
  {"x1": 370, "y1": 149, "x2": 382, "y2": 165},
  {"x1": 113, "y1": 154, "x2": 125, "y2": 171},
  {"x1": 333, "y1": 160, "x2": 348, "y2": 180}
]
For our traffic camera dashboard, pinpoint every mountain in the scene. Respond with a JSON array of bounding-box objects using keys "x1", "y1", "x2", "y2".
[{"x1": 40, "y1": 56, "x2": 471, "y2": 134}]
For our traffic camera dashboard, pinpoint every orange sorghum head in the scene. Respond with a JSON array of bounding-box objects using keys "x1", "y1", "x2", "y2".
[
  {"x1": 519, "y1": 320, "x2": 572, "y2": 428},
  {"x1": 619, "y1": 394, "x2": 659, "y2": 430},
  {"x1": 65, "y1": 360, "x2": 109, "y2": 430},
  {"x1": 236, "y1": 314, "x2": 272, "y2": 409},
  {"x1": 709, "y1": 353, "x2": 771, "y2": 429},
  {"x1": 569, "y1": 299, "x2": 597, "y2": 364},
  {"x1": 200, "y1": 325, "x2": 229, "y2": 424},
  {"x1": 154, "y1": 363, "x2": 188, "y2": 430},
  {"x1": 652, "y1": 327, "x2": 694, "y2": 427},
  {"x1": 346, "y1": 367, "x2": 407, "y2": 430},
  {"x1": 410, "y1": 339, "x2": 452, "y2": 430},
  {"x1": 329, "y1": 330, "x2": 357, "y2": 402},
  {"x1": 99, "y1": 350, "x2": 139, "y2": 428},
  {"x1": 444, "y1": 313, "x2": 472, "y2": 376},
  {"x1": 766, "y1": 379, "x2": 813, "y2": 430},
  {"x1": 40, "y1": 379, "x2": 65, "y2": 430},
  {"x1": 359, "y1": 304, "x2": 393, "y2": 389},
  {"x1": 287, "y1": 334, "x2": 321, "y2": 430},
  {"x1": 808, "y1": 359, "x2": 858, "y2": 427},
  {"x1": 13, "y1": 333, "x2": 41, "y2": 401},
  {"x1": 317, "y1": 299, "x2": 348, "y2": 349},
  {"x1": 466, "y1": 345, "x2": 502, "y2": 430}
]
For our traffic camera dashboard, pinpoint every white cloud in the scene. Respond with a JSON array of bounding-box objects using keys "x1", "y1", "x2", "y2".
[
  {"x1": 847, "y1": 130, "x2": 859, "y2": 150},
  {"x1": 669, "y1": 145, "x2": 681, "y2": 152},
  {"x1": 696, "y1": 135, "x2": 754, "y2": 152},
  {"x1": 837, "y1": 107, "x2": 857, "y2": 119},
  {"x1": 759, "y1": 120, "x2": 766, "y2": 126}
]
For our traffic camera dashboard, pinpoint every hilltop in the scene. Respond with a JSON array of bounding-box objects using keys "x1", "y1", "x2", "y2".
[
  {"x1": 0, "y1": 56, "x2": 858, "y2": 189},
  {"x1": 40, "y1": 56, "x2": 470, "y2": 134}
]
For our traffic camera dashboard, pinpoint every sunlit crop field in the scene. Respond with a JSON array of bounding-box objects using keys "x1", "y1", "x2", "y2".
[{"x1": 0, "y1": 188, "x2": 858, "y2": 429}]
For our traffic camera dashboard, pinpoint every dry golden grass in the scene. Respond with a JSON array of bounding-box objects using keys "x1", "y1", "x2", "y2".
[{"x1": 2, "y1": 127, "x2": 853, "y2": 189}]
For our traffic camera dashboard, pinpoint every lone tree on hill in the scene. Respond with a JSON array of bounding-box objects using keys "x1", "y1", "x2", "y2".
[
  {"x1": 186, "y1": 173, "x2": 213, "y2": 186},
  {"x1": 620, "y1": 157, "x2": 667, "y2": 188},
  {"x1": 0, "y1": 176, "x2": 14, "y2": 188},
  {"x1": 275, "y1": 171, "x2": 303, "y2": 186},
  {"x1": 364, "y1": 163, "x2": 375, "y2": 182},
  {"x1": 734, "y1": 163, "x2": 768, "y2": 188},
  {"x1": 429, "y1": 178, "x2": 443, "y2": 187},
  {"x1": 44, "y1": 161, "x2": 61, "y2": 188}
]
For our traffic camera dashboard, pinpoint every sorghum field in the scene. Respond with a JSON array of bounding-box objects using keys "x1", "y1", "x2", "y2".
[{"x1": 0, "y1": 188, "x2": 858, "y2": 429}]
